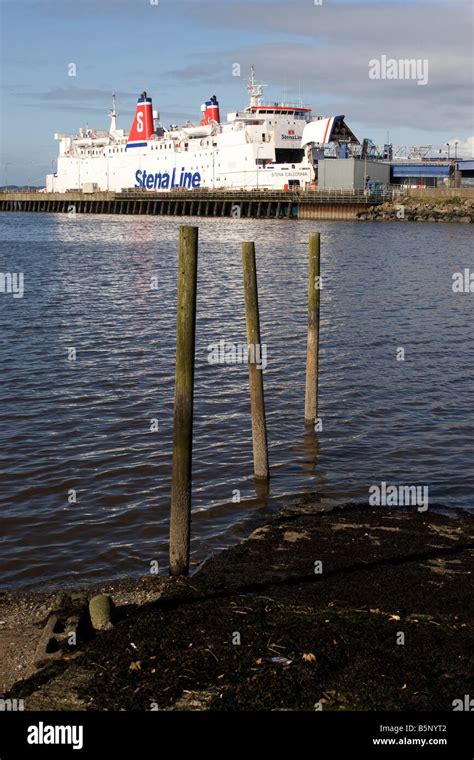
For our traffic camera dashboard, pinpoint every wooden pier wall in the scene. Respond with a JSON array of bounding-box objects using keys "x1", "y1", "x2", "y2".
[{"x1": 0, "y1": 190, "x2": 384, "y2": 220}]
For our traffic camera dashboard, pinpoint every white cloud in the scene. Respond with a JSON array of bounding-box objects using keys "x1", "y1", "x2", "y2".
[{"x1": 446, "y1": 136, "x2": 474, "y2": 159}]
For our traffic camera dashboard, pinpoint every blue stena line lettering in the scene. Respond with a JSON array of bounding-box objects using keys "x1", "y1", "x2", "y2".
[{"x1": 135, "y1": 167, "x2": 201, "y2": 190}]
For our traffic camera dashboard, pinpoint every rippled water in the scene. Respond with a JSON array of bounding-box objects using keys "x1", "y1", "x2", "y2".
[{"x1": 0, "y1": 212, "x2": 473, "y2": 589}]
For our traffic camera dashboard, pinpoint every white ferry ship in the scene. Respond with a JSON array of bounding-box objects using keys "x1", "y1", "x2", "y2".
[{"x1": 46, "y1": 69, "x2": 358, "y2": 193}]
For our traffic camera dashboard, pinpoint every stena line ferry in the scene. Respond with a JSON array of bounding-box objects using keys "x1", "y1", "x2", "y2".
[{"x1": 46, "y1": 68, "x2": 358, "y2": 193}]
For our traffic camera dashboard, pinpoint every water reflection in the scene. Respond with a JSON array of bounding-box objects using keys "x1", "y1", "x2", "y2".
[{"x1": 0, "y1": 212, "x2": 473, "y2": 589}]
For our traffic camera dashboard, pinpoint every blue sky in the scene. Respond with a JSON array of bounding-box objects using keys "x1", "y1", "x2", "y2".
[{"x1": 0, "y1": 0, "x2": 472, "y2": 185}]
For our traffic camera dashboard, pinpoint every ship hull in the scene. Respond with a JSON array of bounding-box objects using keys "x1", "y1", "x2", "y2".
[{"x1": 47, "y1": 143, "x2": 311, "y2": 193}]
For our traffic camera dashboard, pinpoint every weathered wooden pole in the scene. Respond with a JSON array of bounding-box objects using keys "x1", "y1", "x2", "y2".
[
  {"x1": 304, "y1": 232, "x2": 321, "y2": 425},
  {"x1": 242, "y1": 241, "x2": 269, "y2": 481},
  {"x1": 169, "y1": 225, "x2": 198, "y2": 576}
]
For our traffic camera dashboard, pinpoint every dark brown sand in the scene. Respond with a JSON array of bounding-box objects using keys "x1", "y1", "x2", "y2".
[{"x1": 5, "y1": 503, "x2": 474, "y2": 711}]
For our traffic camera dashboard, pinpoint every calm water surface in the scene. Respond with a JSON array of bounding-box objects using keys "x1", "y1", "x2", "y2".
[{"x1": 0, "y1": 213, "x2": 473, "y2": 588}]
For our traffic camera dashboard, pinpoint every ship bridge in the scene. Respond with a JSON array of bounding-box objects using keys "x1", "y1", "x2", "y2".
[
  {"x1": 245, "y1": 103, "x2": 312, "y2": 120},
  {"x1": 243, "y1": 67, "x2": 312, "y2": 121}
]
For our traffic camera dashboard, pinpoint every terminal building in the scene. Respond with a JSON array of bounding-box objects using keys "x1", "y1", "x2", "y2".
[
  {"x1": 316, "y1": 157, "x2": 390, "y2": 191},
  {"x1": 389, "y1": 160, "x2": 473, "y2": 189},
  {"x1": 314, "y1": 157, "x2": 473, "y2": 191}
]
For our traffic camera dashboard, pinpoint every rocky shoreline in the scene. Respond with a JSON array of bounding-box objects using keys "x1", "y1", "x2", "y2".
[
  {"x1": 357, "y1": 196, "x2": 474, "y2": 223},
  {"x1": 4, "y1": 501, "x2": 474, "y2": 711}
]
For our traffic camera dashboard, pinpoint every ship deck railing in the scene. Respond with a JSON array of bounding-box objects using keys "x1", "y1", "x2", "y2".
[
  {"x1": 0, "y1": 187, "x2": 401, "y2": 205},
  {"x1": 117, "y1": 187, "x2": 400, "y2": 203}
]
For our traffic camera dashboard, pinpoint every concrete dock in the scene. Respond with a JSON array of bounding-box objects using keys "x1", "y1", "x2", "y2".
[{"x1": 0, "y1": 189, "x2": 386, "y2": 221}]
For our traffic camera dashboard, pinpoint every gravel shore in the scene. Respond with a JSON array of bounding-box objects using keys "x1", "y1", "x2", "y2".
[{"x1": 357, "y1": 196, "x2": 474, "y2": 223}]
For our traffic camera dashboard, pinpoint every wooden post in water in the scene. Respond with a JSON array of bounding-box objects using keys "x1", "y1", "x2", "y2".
[
  {"x1": 242, "y1": 241, "x2": 269, "y2": 482},
  {"x1": 304, "y1": 232, "x2": 321, "y2": 425},
  {"x1": 169, "y1": 225, "x2": 199, "y2": 576}
]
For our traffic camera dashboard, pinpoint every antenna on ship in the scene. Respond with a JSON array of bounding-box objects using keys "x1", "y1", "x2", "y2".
[
  {"x1": 247, "y1": 65, "x2": 266, "y2": 107},
  {"x1": 109, "y1": 93, "x2": 118, "y2": 135}
]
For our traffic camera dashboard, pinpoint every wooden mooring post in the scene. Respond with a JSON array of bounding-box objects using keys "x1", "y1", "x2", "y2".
[
  {"x1": 169, "y1": 225, "x2": 199, "y2": 576},
  {"x1": 304, "y1": 232, "x2": 321, "y2": 424},
  {"x1": 242, "y1": 242, "x2": 269, "y2": 482}
]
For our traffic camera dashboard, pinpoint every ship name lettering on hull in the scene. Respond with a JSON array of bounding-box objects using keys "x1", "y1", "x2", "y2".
[{"x1": 135, "y1": 168, "x2": 201, "y2": 190}]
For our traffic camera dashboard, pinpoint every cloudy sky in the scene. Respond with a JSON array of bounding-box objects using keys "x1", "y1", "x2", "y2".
[{"x1": 0, "y1": 0, "x2": 472, "y2": 185}]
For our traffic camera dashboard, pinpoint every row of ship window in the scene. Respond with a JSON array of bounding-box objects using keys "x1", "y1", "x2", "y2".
[
  {"x1": 255, "y1": 111, "x2": 307, "y2": 119},
  {"x1": 78, "y1": 135, "x2": 293, "y2": 157},
  {"x1": 79, "y1": 144, "x2": 176, "y2": 156},
  {"x1": 77, "y1": 124, "x2": 300, "y2": 158}
]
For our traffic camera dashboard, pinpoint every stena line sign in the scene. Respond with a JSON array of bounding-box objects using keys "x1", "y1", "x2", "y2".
[{"x1": 135, "y1": 168, "x2": 201, "y2": 190}]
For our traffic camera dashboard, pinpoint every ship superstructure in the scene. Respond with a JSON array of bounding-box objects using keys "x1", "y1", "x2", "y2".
[{"x1": 46, "y1": 69, "x2": 358, "y2": 193}]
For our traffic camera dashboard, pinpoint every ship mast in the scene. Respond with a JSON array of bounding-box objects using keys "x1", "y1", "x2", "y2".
[
  {"x1": 247, "y1": 65, "x2": 266, "y2": 107},
  {"x1": 109, "y1": 93, "x2": 118, "y2": 135}
]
